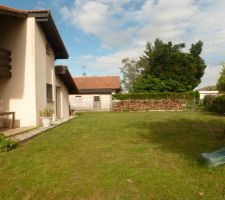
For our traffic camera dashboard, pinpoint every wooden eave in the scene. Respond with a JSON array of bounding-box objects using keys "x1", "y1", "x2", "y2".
[
  {"x1": 35, "y1": 14, "x2": 69, "y2": 59},
  {"x1": 0, "y1": 9, "x2": 26, "y2": 18},
  {"x1": 78, "y1": 88, "x2": 113, "y2": 94},
  {"x1": 55, "y1": 65, "x2": 78, "y2": 94}
]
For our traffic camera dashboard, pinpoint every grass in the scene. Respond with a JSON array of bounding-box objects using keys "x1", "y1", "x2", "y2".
[{"x1": 0, "y1": 112, "x2": 225, "y2": 199}]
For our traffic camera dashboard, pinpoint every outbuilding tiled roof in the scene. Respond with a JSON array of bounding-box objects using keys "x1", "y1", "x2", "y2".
[{"x1": 74, "y1": 76, "x2": 120, "y2": 90}]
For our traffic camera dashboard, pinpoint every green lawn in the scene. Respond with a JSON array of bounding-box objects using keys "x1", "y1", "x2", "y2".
[{"x1": 0, "y1": 112, "x2": 225, "y2": 200}]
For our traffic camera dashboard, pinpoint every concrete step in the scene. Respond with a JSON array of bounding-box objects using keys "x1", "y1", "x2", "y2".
[{"x1": 8, "y1": 116, "x2": 77, "y2": 143}]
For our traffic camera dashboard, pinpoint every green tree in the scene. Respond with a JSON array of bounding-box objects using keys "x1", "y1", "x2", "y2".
[
  {"x1": 135, "y1": 39, "x2": 206, "y2": 92},
  {"x1": 216, "y1": 64, "x2": 225, "y2": 92},
  {"x1": 120, "y1": 58, "x2": 142, "y2": 92},
  {"x1": 132, "y1": 75, "x2": 185, "y2": 92}
]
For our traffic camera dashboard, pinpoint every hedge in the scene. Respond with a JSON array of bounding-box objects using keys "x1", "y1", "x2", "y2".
[
  {"x1": 113, "y1": 92, "x2": 199, "y2": 101},
  {"x1": 203, "y1": 95, "x2": 225, "y2": 114}
]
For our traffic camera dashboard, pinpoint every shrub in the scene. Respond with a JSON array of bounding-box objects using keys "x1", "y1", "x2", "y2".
[
  {"x1": 209, "y1": 95, "x2": 225, "y2": 114},
  {"x1": 202, "y1": 95, "x2": 225, "y2": 113},
  {"x1": 202, "y1": 95, "x2": 217, "y2": 108},
  {"x1": 40, "y1": 107, "x2": 54, "y2": 118},
  {"x1": 0, "y1": 134, "x2": 17, "y2": 152},
  {"x1": 113, "y1": 91, "x2": 199, "y2": 101},
  {"x1": 186, "y1": 100, "x2": 201, "y2": 111}
]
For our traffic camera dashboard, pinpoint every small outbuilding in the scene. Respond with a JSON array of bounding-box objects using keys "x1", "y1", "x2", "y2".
[
  {"x1": 198, "y1": 86, "x2": 219, "y2": 100},
  {"x1": 69, "y1": 76, "x2": 120, "y2": 111}
]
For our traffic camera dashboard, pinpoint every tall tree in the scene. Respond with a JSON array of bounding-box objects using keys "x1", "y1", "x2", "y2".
[
  {"x1": 217, "y1": 64, "x2": 225, "y2": 92},
  {"x1": 120, "y1": 58, "x2": 142, "y2": 92},
  {"x1": 134, "y1": 39, "x2": 206, "y2": 92}
]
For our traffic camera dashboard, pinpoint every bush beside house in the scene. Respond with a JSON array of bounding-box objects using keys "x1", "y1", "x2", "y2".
[
  {"x1": 0, "y1": 133, "x2": 17, "y2": 152},
  {"x1": 113, "y1": 91, "x2": 199, "y2": 101},
  {"x1": 203, "y1": 95, "x2": 225, "y2": 114}
]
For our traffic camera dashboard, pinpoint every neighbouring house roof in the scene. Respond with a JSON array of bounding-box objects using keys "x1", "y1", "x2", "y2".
[
  {"x1": 55, "y1": 65, "x2": 78, "y2": 94},
  {"x1": 198, "y1": 86, "x2": 218, "y2": 91},
  {"x1": 73, "y1": 76, "x2": 120, "y2": 94},
  {"x1": 0, "y1": 5, "x2": 68, "y2": 59}
]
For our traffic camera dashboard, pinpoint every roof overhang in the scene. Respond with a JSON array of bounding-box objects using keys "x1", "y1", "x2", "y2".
[
  {"x1": 0, "y1": 9, "x2": 26, "y2": 18},
  {"x1": 35, "y1": 14, "x2": 68, "y2": 59},
  {"x1": 55, "y1": 65, "x2": 78, "y2": 94},
  {"x1": 0, "y1": 5, "x2": 68, "y2": 59},
  {"x1": 78, "y1": 88, "x2": 113, "y2": 94}
]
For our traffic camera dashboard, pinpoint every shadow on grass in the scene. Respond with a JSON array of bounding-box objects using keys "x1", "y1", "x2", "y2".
[{"x1": 133, "y1": 117, "x2": 225, "y2": 162}]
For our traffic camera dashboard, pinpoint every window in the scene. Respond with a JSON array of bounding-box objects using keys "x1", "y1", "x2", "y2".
[
  {"x1": 46, "y1": 84, "x2": 53, "y2": 102},
  {"x1": 75, "y1": 96, "x2": 82, "y2": 102},
  {"x1": 94, "y1": 96, "x2": 100, "y2": 101}
]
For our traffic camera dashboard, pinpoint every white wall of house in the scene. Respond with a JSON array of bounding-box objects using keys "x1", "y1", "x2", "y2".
[
  {"x1": 34, "y1": 18, "x2": 70, "y2": 124},
  {"x1": 69, "y1": 94, "x2": 112, "y2": 111},
  {"x1": 35, "y1": 20, "x2": 48, "y2": 125},
  {"x1": 101, "y1": 95, "x2": 112, "y2": 110},
  {"x1": 0, "y1": 17, "x2": 37, "y2": 127},
  {"x1": 0, "y1": 16, "x2": 70, "y2": 127},
  {"x1": 55, "y1": 76, "x2": 70, "y2": 118},
  {"x1": 199, "y1": 91, "x2": 219, "y2": 100}
]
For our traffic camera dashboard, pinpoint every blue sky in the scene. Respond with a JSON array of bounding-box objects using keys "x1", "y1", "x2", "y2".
[{"x1": 1, "y1": 0, "x2": 225, "y2": 88}]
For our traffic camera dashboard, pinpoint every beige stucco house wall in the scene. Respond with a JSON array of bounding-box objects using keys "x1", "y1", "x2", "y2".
[
  {"x1": 0, "y1": 6, "x2": 77, "y2": 127},
  {"x1": 55, "y1": 76, "x2": 70, "y2": 118},
  {"x1": 0, "y1": 17, "x2": 37, "y2": 127},
  {"x1": 69, "y1": 94, "x2": 112, "y2": 111}
]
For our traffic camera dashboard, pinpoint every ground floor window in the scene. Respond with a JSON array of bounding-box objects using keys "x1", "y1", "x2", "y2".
[{"x1": 46, "y1": 84, "x2": 53, "y2": 102}]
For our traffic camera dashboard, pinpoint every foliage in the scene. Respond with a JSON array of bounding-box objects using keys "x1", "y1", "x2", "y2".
[
  {"x1": 131, "y1": 39, "x2": 206, "y2": 92},
  {"x1": 185, "y1": 100, "x2": 201, "y2": 112},
  {"x1": 40, "y1": 107, "x2": 54, "y2": 118},
  {"x1": 113, "y1": 91, "x2": 199, "y2": 101},
  {"x1": 132, "y1": 75, "x2": 189, "y2": 92},
  {"x1": 0, "y1": 134, "x2": 17, "y2": 152},
  {"x1": 120, "y1": 58, "x2": 142, "y2": 92},
  {"x1": 203, "y1": 95, "x2": 225, "y2": 113},
  {"x1": 202, "y1": 95, "x2": 217, "y2": 107},
  {"x1": 216, "y1": 64, "x2": 225, "y2": 92}
]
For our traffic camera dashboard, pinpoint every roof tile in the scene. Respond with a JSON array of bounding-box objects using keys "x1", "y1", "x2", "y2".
[
  {"x1": 74, "y1": 76, "x2": 120, "y2": 90},
  {"x1": 0, "y1": 5, "x2": 49, "y2": 14}
]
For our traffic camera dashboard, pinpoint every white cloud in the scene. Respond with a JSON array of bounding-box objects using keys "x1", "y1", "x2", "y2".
[
  {"x1": 60, "y1": 0, "x2": 225, "y2": 86},
  {"x1": 199, "y1": 65, "x2": 221, "y2": 88},
  {"x1": 60, "y1": 0, "x2": 137, "y2": 48}
]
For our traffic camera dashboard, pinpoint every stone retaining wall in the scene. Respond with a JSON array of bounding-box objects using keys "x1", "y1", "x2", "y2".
[{"x1": 113, "y1": 100, "x2": 186, "y2": 111}]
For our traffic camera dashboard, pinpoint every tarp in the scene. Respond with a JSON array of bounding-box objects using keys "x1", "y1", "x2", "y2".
[{"x1": 201, "y1": 147, "x2": 225, "y2": 167}]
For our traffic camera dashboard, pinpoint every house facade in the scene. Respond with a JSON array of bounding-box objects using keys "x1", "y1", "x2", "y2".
[
  {"x1": 0, "y1": 5, "x2": 77, "y2": 127},
  {"x1": 69, "y1": 76, "x2": 120, "y2": 111}
]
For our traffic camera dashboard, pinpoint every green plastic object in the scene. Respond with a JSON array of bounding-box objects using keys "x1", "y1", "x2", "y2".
[{"x1": 201, "y1": 147, "x2": 225, "y2": 167}]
